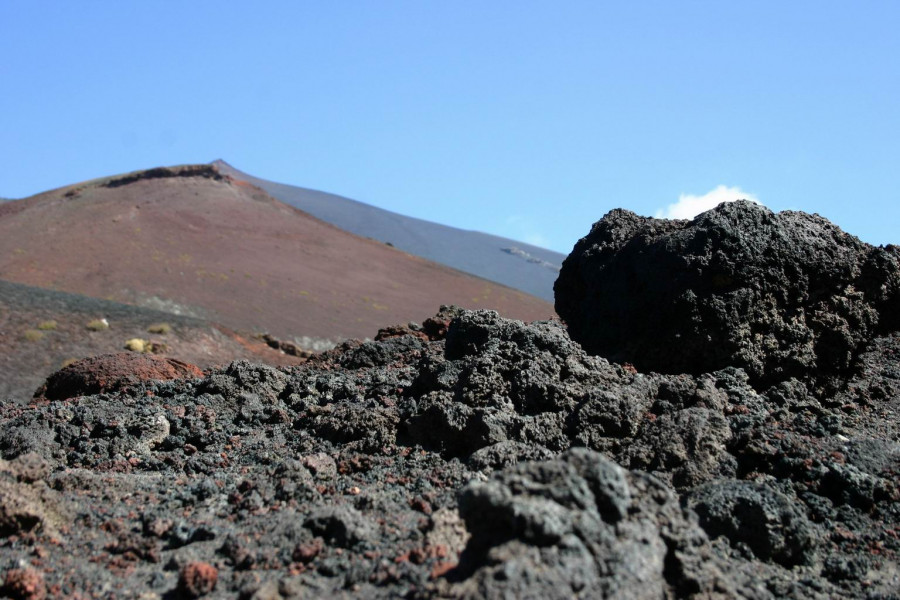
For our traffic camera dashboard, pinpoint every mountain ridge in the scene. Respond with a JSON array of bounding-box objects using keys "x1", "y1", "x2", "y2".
[
  {"x1": 212, "y1": 160, "x2": 564, "y2": 301},
  {"x1": 0, "y1": 163, "x2": 553, "y2": 345}
]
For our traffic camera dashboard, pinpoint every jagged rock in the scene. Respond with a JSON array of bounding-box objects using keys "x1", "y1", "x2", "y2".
[
  {"x1": 374, "y1": 305, "x2": 462, "y2": 343},
  {"x1": 374, "y1": 323, "x2": 430, "y2": 342},
  {"x1": 554, "y1": 201, "x2": 900, "y2": 388},
  {"x1": 303, "y1": 506, "x2": 376, "y2": 549},
  {"x1": 259, "y1": 334, "x2": 314, "y2": 358},
  {"x1": 687, "y1": 480, "x2": 818, "y2": 567},
  {"x1": 2, "y1": 567, "x2": 46, "y2": 600},
  {"x1": 454, "y1": 448, "x2": 728, "y2": 599},
  {"x1": 0, "y1": 454, "x2": 67, "y2": 537}
]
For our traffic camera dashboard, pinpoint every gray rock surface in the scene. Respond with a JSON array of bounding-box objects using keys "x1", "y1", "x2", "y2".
[{"x1": 455, "y1": 448, "x2": 728, "y2": 599}]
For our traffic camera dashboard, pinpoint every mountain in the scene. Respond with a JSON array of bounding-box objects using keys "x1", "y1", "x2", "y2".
[
  {"x1": 0, "y1": 164, "x2": 553, "y2": 346},
  {"x1": 212, "y1": 160, "x2": 564, "y2": 302}
]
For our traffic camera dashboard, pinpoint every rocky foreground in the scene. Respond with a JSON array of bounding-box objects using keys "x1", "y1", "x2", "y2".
[{"x1": 1, "y1": 201, "x2": 899, "y2": 599}]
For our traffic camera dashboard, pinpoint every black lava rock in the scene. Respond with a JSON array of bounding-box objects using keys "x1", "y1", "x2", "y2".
[
  {"x1": 554, "y1": 201, "x2": 900, "y2": 388},
  {"x1": 687, "y1": 480, "x2": 818, "y2": 567}
]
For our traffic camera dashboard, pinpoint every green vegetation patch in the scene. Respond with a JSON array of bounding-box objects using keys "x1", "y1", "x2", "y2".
[
  {"x1": 37, "y1": 320, "x2": 58, "y2": 331},
  {"x1": 23, "y1": 329, "x2": 45, "y2": 342},
  {"x1": 124, "y1": 338, "x2": 147, "y2": 352},
  {"x1": 147, "y1": 322, "x2": 172, "y2": 335},
  {"x1": 86, "y1": 319, "x2": 109, "y2": 331}
]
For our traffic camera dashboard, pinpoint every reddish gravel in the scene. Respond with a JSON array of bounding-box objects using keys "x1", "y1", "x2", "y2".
[
  {"x1": 2, "y1": 568, "x2": 46, "y2": 600},
  {"x1": 35, "y1": 353, "x2": 204, "y2": 400},
  {"x1": 178, "y1": 562, "x2": 218, "y2": 598}
]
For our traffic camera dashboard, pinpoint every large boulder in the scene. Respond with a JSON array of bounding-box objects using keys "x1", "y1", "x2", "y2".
[
  {"x1": 554, "y1": 201, "x2": 900, "y2": 387},
  {"x1": 453, "y1": 448, "x2": 727, "y2": 599},
  {"x1": 35, "y1": 353, "x2": 204, "y2": 401}
]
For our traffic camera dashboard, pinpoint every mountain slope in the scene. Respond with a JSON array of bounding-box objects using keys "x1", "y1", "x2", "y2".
[
  {"x1": 0, "y1": 278, "x2": 304, "y2": 402},
  {"x1": 0, "y1": 164, "x2": 554, "y2": 343},
  {"x1": 213, "y1": 160, "x2": 564, "y2": 302}
]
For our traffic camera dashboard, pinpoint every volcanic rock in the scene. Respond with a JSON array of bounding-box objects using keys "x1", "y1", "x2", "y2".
[
  {"x1": 1, "y1": 301, "x2": 897, "y2": 596},
  {"x1": 35, "y1": 352, "x2": 204, "y2": 400},
  {"x1": 1, "y1": 204, "x2": 899, "y2": 597},
  {"x1": 554, "y1": 201, "x2": 900, "y2": 388},
  {"x1": 686, "y1": 479, "x2": 818, "y2": 567},
  {"x1": 455, "y1": 448, "x2": 727, "y2": 599},
  {"x1": 375, "y1": 305, "x2": 462, "y2": 342},
  {"x1": 178, "y1": 561, "x2": 218, "y2": 597},
  {"x1": 2, "y1": 568, "x2": 46, "y2": 600},
  {"x1": 0, "y1": 453, "x2": 67, "y2": 537}
]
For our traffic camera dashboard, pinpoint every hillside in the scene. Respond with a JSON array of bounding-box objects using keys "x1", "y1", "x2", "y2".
[
  {"x1": 213, "y1": 160, "x2": 565, "y2": 302},
  {"x1": 0, "y1": 165, "x2": 553, "y2": 345},
  {"x1": 0, "y1": 278, "x2": 304, "y2": 402}
]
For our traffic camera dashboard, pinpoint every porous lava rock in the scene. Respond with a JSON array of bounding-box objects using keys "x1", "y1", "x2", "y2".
[
  {"x1": 686, "y1": 480, "x2": 818, "y2": 567},
  {"x1": 2, "y1": 304, "x2": 899, "y2": 597},
  {"x1": 178, "y1": 561, "x2": 218, "y2": 597},
  {"x1": 374, "y1": 305, "x2": 462, "y2": 342},
  {"x1": 554, "y1": 201, "x2": 900, "y2": 387},
  {"x1": 34, "y1": 352, "x2": 204, "y2": 400},
  {"x1": 0, "y1": 453, "x2": 66, "y2": 538},
  {"x1": 454, "y1": 448, "x2": 728, "y2": 599},
  {"x1": 2, "y1": 567, "x2": 46, "y2": 600}
]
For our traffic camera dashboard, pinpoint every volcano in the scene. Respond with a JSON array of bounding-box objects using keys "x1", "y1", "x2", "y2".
[
  {"x1": 0, "y1": 164, "x2": 554, "y2": 347},
  {"x1": 212, "y1": 160, "x2": 565, "y2": 302}
]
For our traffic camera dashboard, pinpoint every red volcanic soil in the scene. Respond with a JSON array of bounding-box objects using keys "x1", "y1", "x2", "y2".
[
  {"x1": 35, "y1": 352, "x2": 205, "y2": 401},
  {"x1": 0, "y1": 278, "x2": 305, "y2": 403},
  {"x1": 0, "y1": 165, "x2": 554, "y2": 342}
]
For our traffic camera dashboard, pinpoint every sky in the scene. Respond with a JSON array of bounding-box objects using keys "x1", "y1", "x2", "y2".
[{"x1": 1, "y1": 2, "x2": 898, "y2": 254}]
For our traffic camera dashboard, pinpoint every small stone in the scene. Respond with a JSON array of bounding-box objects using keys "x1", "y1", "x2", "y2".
[
  {"x1": 409, "y1": 496, "x2": 433, "y2": 515},
  {"x1": 292, "y1": 538, "x2": 323, "y2": 563},
  {"x1": 3, "y1": 568, "x2": 46, "y2": 600},
  {"x1": 177, "y1": 561, "x2": 217, "y2": 598}
]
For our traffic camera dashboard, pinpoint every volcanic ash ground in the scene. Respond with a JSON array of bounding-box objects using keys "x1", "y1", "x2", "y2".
[{"x1": 2, "y1": 201, "x2": 900, "y2": 599}]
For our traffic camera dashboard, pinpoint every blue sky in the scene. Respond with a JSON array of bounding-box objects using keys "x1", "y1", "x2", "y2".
[{"x1": 1, "y1": 2, "x2": 897, "y2": 253}]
